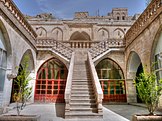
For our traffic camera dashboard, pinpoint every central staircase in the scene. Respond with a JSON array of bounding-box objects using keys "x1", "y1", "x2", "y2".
[{"x1": 65, "y1": 49, "x2": 103, "y2": 119}]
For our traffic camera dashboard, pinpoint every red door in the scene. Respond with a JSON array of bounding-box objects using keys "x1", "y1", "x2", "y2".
[{"x1": 34, "y1": 58, "x2": 67, "y2": 103}]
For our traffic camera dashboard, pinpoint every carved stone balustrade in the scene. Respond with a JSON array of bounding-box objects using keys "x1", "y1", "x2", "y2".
[
  {"x1": 125, "y1": 0, "x2": 162, "y2": 48},
  {"x1": 36, "y1": 38, "x2": 73, "y2": 61},
  {"x1": 89, "y1": 39, "x2": 125, "y2": 59}
]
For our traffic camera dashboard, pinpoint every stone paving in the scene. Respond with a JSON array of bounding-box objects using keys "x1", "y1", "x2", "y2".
[{"x1": 1, "y1": 103, "x2": 162, "y2": 121}]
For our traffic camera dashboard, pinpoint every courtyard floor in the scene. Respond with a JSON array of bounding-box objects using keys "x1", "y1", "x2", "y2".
[{"x1": 1, "y1": 103, "x2": 162, "y2": 121}]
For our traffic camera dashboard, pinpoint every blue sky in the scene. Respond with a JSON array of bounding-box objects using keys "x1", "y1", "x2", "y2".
[{"x1": 13, "y1": 0, "x2": 146, "y2": 19}]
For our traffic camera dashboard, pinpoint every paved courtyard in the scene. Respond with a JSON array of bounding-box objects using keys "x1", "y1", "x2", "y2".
[{"x1": 1, "y1": 103, "x2": 162, "y2": 121}]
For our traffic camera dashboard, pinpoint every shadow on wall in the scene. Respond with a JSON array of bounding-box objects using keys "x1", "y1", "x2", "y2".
[{"x1": 55, "y1": 103, "x2": 65, "y2": 118}]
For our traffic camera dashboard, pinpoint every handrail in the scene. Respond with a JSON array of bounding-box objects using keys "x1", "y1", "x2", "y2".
[
  {"x1": 87, "y1": 52, "x2": 103, "y2": 113},
  {"x1": 125, "y1": 0, "x2": 162, "y2": 48},
  {"x1": 89, "y1": 39, "x2": 125, "y2": 60},
  {"x1": 36, "y1": 38, "x2": 73, "y2": 61},
  {"x1": 64, "y1": 52, "x2": 75, "y2": 112}
]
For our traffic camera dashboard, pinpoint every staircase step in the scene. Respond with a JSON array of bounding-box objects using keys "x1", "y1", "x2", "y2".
[
  {"x1": 65, "y1": 112, "x2": 103, "y2": 119},
  {"x1": 70, "y1": 103, "x2": 97, "y2": 108},
  {"x1": 70, "y1": 107, "x2": 98, "y2": 112},
  {"x1": 72, "y1": 85, "x2": 92, "y2": 88},
  {"x1": 71, "y1": 91, "x2": 94, "y2": 95},
  {"x1": 70, "y1": 99, "x2": 96, "y2": 103},
  {"x1": 71, "y1": 93, "x2": 94, "y2": 96},
  {"x1": 72, "y1": 87, "x2": 93, "y2": 91},
  {"x1": 73, "y1": 77, "x2": 91, "y2": 80},
  {"x1": 72, "y1": 81, "x2": 92, "y2": 85},
  {"x1": 71, "y1": 95, "x2": 95, "y2": 99}
]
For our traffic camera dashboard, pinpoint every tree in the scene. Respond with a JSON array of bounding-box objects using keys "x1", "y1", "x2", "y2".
[
  {"x1": 134, "y1": 65, "x2": 162, "y2": 115},
  {"x1": 13, "y1": 55, "x2": 32, "y2": 115}
]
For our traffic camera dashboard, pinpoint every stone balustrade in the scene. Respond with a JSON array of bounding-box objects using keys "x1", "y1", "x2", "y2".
[
  {"x1": 62, "y1": 41, "x2": 100, "y2": 48},
  {"x1": 0, "y1": 0, "x2": 37, "y2": 38},
  {"x1": 65, "y1": 52, "x2": 75, "y2": 112},
  {"x1": 36, "y1": 38, "x2": 73, "y2": 61},
  {"x1": 125, "y1": 0, "x2": 162, "y2": 47},
  {"x1": 89, "y1": 39, "x2": 125, "y2": 59},
  {"x1": 87, "y1": 52, "x2": 103, "y2": 114}
]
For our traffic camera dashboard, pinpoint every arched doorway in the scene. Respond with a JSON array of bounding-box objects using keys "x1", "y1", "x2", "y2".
[
  {"x1": 96, "y1": 58, "x2": 126, "y2": 102},
  {"x1": 127, "y1": 51, "x2": 143, "y2": 103},
  {"x1": 35, "y1": 58, "x2": 68, "y2": 103},
  {"x1": 10, "y1": 50, "x2": 35, "y2": 103}
]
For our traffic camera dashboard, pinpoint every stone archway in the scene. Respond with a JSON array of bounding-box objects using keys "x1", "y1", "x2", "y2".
[
  {"x1": 96, "y1": 58, "x2": 126, "y2": 102},
  {"x1": 10, "y1": 49, "x2": 35, "y2": 103},
  {"x1": 35, "y1": 57, "x2": 68, "y2": 103},
  {"x1": 126, "y1": 51, "x2": 142, "y2": 103}
]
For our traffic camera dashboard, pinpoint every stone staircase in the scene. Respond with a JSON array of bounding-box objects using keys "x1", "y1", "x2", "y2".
[{"x1": 65, "y1": 50, "x2": 103, "y2": 119}]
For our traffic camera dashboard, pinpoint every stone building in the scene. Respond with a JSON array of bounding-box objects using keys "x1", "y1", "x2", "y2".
[{"x1": 0, "y1": 0, "x2": 162, "y2": 119}]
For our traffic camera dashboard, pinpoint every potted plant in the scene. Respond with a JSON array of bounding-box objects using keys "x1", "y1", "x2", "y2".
[
  {"x1": 0, "y1": 56, "x2": 40, "y2": 121},
  {"x1": 132, "y1": 65, "x2": 162, "y2": 121}
]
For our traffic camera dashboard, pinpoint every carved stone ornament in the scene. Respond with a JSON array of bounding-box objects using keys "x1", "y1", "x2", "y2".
[{"x1": 7, "y1": 73, "x2": 17, "y2": 80}]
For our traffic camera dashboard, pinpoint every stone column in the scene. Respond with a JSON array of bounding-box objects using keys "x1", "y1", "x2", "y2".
[{"x1": 126, "y1": 72, "x2": 137, "y2": 103}]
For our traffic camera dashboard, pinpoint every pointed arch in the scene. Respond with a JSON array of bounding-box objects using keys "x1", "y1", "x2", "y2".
[
  {"x1": 95, "y1": 58, "x2": 126, "y2": 102},
  {"x1": 127, "y1": 51, "x2": 142, "y2": 79},
  {"x1": 19, "y1": 49, "x2": 35, "y2": 72},
  {"x1": 114, "y1": 28, "x2": 125, "y2": 39},
  {"x1": 36, "y1": 27, "x2": 47, "y2": 37},
  {"x1": 151, "y1": 25, "x2": 162, "y2": 80},
  {"x1": 70, "y1": 31, "x2": 90, "y2": 41},
  {"x1": 35, "y1": 57, "x2": 68, "y2": 103},
  {"x1": 51, "y1": 27, "x2": 63, "y2": 41},
  {"x1": 98, "y1": 28, "x2": 109, "y2": 40}
]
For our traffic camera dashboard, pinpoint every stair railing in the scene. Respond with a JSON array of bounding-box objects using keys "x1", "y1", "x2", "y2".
[
  {"x1": 89, "y1": 39, "x2": 125, "y2": 60},
  {"x1": 87, "y1": 52, "x2": 103, "y2": 114},
  {"x1": 36, "y1": 38, "x2": 73, "y2": 61},
  {"x1": 64, "y1": 52, "x2": 75, "y2": 112}
]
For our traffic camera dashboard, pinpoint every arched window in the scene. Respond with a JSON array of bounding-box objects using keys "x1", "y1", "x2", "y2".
[
  {"x1": 154, "y1": 32, "x2": 162, "y2": 80},
  {"x1": 96, "y1": 59, "x2": 123, "y2": 79},
  {"x1": 0, "y1": 29, "x2": 7, "y2": 91},
  {"x1": 96, "y1": 58, "x2": 126, "y2": 102},
  {"x1": 35, "y1": 58, "x2": 68, "y2": 103}
]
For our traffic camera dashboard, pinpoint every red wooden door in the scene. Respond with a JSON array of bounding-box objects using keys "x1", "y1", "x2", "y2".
[{"x1": 34, "y1": 58, "x2": 67, "y2": 103}]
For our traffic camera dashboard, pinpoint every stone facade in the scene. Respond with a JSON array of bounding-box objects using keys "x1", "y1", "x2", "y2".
[{"x1": 0, "y1": 0, "x2": 162, "y2": 111}]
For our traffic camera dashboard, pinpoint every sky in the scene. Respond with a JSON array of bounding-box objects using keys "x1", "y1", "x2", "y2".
[{"x1": 12, "y1": 0, "x2": 146, "y2": 19}]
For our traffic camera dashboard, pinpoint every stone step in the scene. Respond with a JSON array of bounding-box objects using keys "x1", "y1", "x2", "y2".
[
  {"x1": 72, "y1": 81, "x2": 92, "y2": 85},
  {"x1": 71, "y1": 91, "x2": 94, "y2": 95},
  {"x1": 72, "y1": 77, "x2": 91, "y2": 80},
  {"x1": 71, "y1": 93, "x2": 94, "y2": 96},
  {"x1": 72, "y1": 85, "x2": 92, "y2": 89},
  {"x1": 70, "y1": 103, "x2": 97, "y2": 108},
  {"x1": 73, "y1": 73, "x2": 90, "y2": 76},
  {"x1": 71, "y1": 95, "x2": 95, "y2": 99},
  {"x1": 73, "y1": 76, "x2": 90, "y2": 79},
  {"x1": 70, "y1": 107, "x2": 98, "y2": 112},
  {"x1": 70, "y1": 99, "x2": 96, "y2": 103},
  {"x1": 72, "y1": 79, "x2": 91, "y2": 81},
  {"x1": 71, "y1": 87, "x2": 93, "y2": 92},
  {"x1": 65, "y1": 113, "x2": 102, "y2": 119}
]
